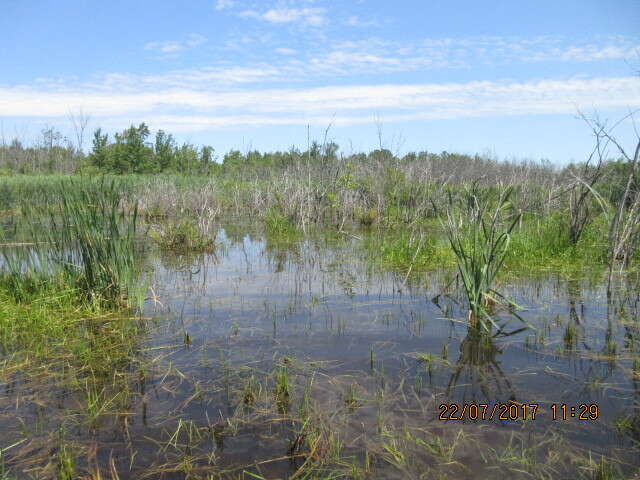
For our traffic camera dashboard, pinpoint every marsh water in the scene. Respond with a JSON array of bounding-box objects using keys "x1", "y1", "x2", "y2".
[{"x1": 2, "y1": 222, "x2": 639, "y2": 479}]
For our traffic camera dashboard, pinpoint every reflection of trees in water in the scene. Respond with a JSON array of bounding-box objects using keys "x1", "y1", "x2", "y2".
[
  {"x1": 566, "y1": 278, "x2": 584, "y2": 326},
  {"x1": 263, "y1": 235, "x2": 301, "y2": 273},
  {"x1": 157, "y1": 249, "x2": 219, "y2": 275},
  {"x1": 610, "y1": 275, "x2": 640, "y2": 445},
  {"x1": 630, "y1": 356, "x2": 640, "y2": 446},
  {"x1": 220, "y1": 221, "x2": 261, "y2": 248},
  {"x1": 154, "y1": 249, "x2": 223, "y2": 299},
  {"x1": 446, "y1": 327, "x2": 515, "y2": 403},
  {"x1": 616, "y1": 272, "x2": 640, "y2": 353}
]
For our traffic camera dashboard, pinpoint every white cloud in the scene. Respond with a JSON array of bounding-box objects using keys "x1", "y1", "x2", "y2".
[
  {"x1": 240, "y1": 7, "x2": 327, "y2": 26},
  {"x1": 186, "y1": 34, "x2": 208, "y2": 47},
  {"x1": 215, "y1": 0, "x2": 235, "y2": 10},
  {"x1": 238, "y1": 9, "x2": 259, "y2": 19},
  {"x1": 144, "y1": 41, "x2": 183, "y2": 54},
  {"x1": 2, "y1": 77, "x2": 638, "y2": 130},
  {"x1": 345, "y1": 15, "x2": 378, "y2": 27},
  {"x1": 144, "y1": 34, "x2": 208, "y2": 56},
  {"x1": 275, "y1": 47, "x2": 297, "y2": 55},
  {"x1": 524, "y1": 44, "x2": 640, "y2": 62}
]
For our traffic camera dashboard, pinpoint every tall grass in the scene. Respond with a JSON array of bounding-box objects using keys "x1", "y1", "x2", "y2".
[
  {"x1": 441, "y1": 186, "x2": 521, "y2": 330},
  {"x1": 1, "y1": 178, "x2": 143, "y2": 307}
]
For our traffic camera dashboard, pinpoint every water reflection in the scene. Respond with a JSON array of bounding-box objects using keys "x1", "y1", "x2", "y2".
[
  {"x1": 447, "y1": 327, "x2": 515, "y2": 402},
  {"x1": 1, "y1": 222, "x2": 639, "y2": 478}
]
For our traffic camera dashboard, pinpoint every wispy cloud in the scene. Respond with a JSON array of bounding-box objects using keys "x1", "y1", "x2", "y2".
[
  {"x1": 215, "y1": 0, "x2": 235, "y2": 10},
  {"x1": 275, "y1": 47, "x2": 297, "y2": 55},
  {"x1": 2, "y1": 77, "x2": 638, "y2": 130},
  {"x1": 136, "y1": 36, "x2": 640, "y2": 89},
  {"x1": 523, "y1": 44, "x2": 640, "y2": 62},
  {"x1": 345, "y1": 15, "x2": 379, "y2": 27},
  {"x1": 144, "y1": 34, "x2": 208, "y2": 56},
  {"x1": 318, "y1": 36, "x2": 640, "y2": 72},
  {"x1": 238, "y1": 7, "x2": 326, "y2": 26}
]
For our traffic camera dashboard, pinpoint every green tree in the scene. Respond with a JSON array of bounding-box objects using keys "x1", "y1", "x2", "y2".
[
  {"x1": 89, "y1": 128, "x2": 110, "y2": 170},
  {"x1": 112, "y1": 123, "x2": 153, "y2": 173},
  {"x1": 154, "y1": 130, "x2": 176, "y2": 171}
]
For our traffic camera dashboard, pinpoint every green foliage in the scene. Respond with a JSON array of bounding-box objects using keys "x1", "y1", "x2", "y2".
[
  {"x1": 265, "y1": 209, "x2": 300, "y2": 239},
  {"x1": 441, "y1": 186, "x2": 521, "y2": 330},
  {"x1": 150, "y1": 218, "x2": 216, "y2": 252},
  {"x1": 507, "y1": 212, "x2": 608, "y2": 270},
  {"x1": 356, "y1": 207, "x2": 378, "y2": 226},
  {"x1": 87, "y1": 124, "x2": 214, "y2": 174},
  {"x1": 41, "y1": 179, "x2": 142, "y2": 306},
  {"x1": 1, "y1": 178, "x2": 143, "y2": 307},
  {"x1": 368, "y1": 232, "x2": 451, "y2": 270}
]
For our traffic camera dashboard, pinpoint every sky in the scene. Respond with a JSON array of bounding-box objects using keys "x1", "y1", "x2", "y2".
[{"x1": 1, "y1": 0, "x2": 639, "y2": 163}]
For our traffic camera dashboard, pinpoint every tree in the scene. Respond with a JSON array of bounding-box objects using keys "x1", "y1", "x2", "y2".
[
  {"x1": 89, "y1": 128, "x2": 110, "y2": 170},
  {"x1": 154, "y1": 130, "x2": 176, "y2": 171},
  {"x1": 112, "y1": 123, "x2": 153, "y2": 173},
  {"x1": 68, "y1": 108, "x2": 91, "y2": 153},
  {"x1": 200, "y1": 145, "x2": 214, "y2": 174}
]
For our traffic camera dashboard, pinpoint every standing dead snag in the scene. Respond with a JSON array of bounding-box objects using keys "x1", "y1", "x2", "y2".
[
  {"x1": 579, "y1": 112, "x2": 640, "y2": 296},
  {"x1": 602, "y1": 117, "x2": 640, "y2": 296},
  {"x1": 567, "y1": 113, "x2": 607, "y2": 245}
]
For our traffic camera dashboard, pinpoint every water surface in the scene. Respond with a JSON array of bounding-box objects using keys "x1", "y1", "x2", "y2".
[{"x1": 1, "y1": 223, "x2": 639, "y2": 479}]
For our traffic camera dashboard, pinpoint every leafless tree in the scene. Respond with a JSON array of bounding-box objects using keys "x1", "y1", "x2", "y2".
[
  {"x1": 601, "y1": 114, "x2": 640, "y2": 295},
  {"x1": 68, "y1": 108, "x2": 91, "y2": 153},
  {"x1": 565, "y1": 112, "x2": 608, "y2": 244},
  {"x1": 577, "y1": 111, "x2": 640, "y2": 296}
]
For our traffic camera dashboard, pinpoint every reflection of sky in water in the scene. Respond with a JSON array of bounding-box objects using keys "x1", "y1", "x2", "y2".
[
  {"x1": 0, "y1": 222, "x2": 638, "y2": 477},
  {"x1": 144, "y1": 225, "x2": 639, "y2": 454}
]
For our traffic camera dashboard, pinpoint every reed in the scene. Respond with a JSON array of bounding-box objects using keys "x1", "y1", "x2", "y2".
[
  {"x1": 0, "y1": 177, "x2": 144, "y2": 307},
  {"x1": 440, "y1": 185, "x2": 521, "y2": 330},
  {"x1": 43, "y1": 178, "x2": 142, "y2": 306}
]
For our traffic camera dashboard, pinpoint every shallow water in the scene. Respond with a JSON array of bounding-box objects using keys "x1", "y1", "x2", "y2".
[{"x1": 1, "y1": 223, "x2": 639, "y2": 479}]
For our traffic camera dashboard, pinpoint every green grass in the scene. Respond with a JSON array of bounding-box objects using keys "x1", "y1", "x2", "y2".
[
  {"x1": 366, "y1": 231, "x2": 453, "y2": 270},
  {"x1": 265, "y1": 208, "x2": 301, "y2": 240},
  {"x1": 1, "y1": 177, "x2": 144, "y2": 308},
  {"x1": 150, "y1": 218, "x2": 216, "y2": 252},
  {"x1": 507, "y1": 211, "x2": 609, "y2": 271}
]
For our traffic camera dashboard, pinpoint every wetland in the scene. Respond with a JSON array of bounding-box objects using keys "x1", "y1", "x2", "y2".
[{"x1": 0, "y1": 132, "x2": 638, "y2": 479}]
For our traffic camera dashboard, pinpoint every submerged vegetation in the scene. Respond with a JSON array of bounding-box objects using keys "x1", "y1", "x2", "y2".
[{"x1": 0, "y1": 119, "x2": 638, "y2": 478}]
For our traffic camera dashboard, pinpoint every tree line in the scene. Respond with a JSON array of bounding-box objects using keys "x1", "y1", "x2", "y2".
[{"x1": 0, "y1": 123, "x2": 635, "y2": 207}]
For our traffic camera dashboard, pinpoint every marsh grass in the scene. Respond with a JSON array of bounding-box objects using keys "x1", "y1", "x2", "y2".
[
  {"x1": 367, "y1": 231, "x2": 453, "y2": 271},
  {"x1": 0, "y1": 178, "x2": 152, "y2": 478},
  {"x1": 440, "y1": 186, "x2": 523, "y2": 330},
  {"x1": 0, "y1": 177, "x2": 145, "y2": 308},
  {"x1": 0, "y1": 173, "x2": 638, "y2": 479},
  {"x1": 265, "y1": 208, "x2": 301, "y2": 240},
  {"x1": 150, "y1": 218, "x2": 217, "y2": 252},
  {"x1": 38, "y1": 178, "x2": 142, "y2": 307}
]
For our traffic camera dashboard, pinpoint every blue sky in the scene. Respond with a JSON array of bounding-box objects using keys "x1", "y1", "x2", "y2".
[{"x1": 1, "y1": 0, "x2": 639, "y2": 163}]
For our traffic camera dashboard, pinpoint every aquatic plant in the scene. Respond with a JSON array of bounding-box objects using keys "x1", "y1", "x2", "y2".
[
  {"x1": 0, "y1": 178, "x2": 143, "y2": 307},
  {"x1": 150, "y1": 217, "x2": 216, "y2": 252},
  {"x1": 38, "y1": 178, "x2": 142, "y2": 306},
  {"x1": 265, "y1": 208, "x2": 301, "y2": 238},
  {"x1": 440, "y1": 185, "x2": 522, "y2": 330}
]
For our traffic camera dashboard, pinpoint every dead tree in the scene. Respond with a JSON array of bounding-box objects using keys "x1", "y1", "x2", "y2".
[
  {"x1": 580, "y1": 112, "x2": 640, "y2": 296},
  {"x1": 567, "y1": 114, "x2": 606, "y2": 244}
]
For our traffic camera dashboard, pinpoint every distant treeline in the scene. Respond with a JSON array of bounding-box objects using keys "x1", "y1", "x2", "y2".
[{"x1": 0, "y1": 123, "x2": 634, "y2": 197}]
